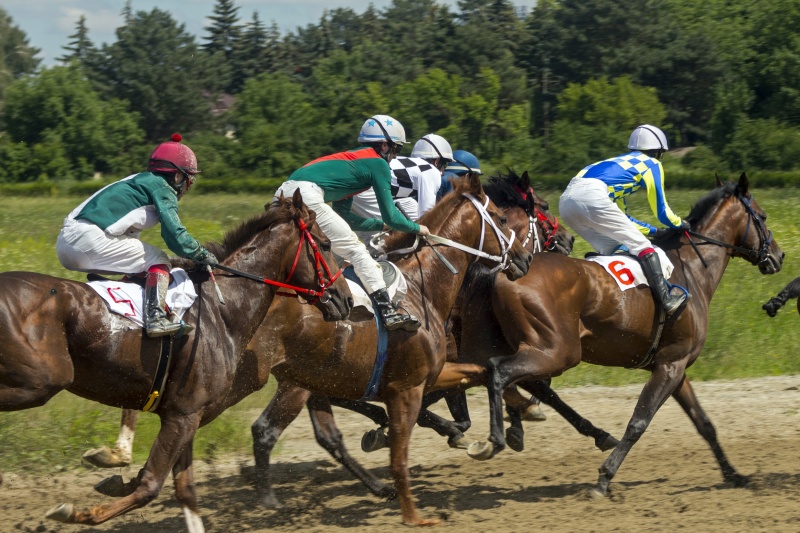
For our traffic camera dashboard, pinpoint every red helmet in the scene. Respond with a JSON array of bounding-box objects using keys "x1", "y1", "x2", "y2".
[{"x1": 147, "y1": 133, "x2": 200, "y2": 175}]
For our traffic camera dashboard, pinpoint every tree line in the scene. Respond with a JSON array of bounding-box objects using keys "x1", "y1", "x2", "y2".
[{"x1": 1, "y1": 0, "x2": 800, "y2": 188}]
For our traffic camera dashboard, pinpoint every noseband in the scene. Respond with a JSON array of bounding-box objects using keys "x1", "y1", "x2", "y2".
[
  {"x1": 213, "y1": 214, "x2": 343, "y2": 304},
  {"x1": 514, "y1": 184, "x2": 559, "y2": 253}
]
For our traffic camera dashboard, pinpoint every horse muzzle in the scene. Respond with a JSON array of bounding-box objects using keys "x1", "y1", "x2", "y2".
[
  {"x1": 759, "y1": 251, "x2": 784, "y2": 275},
  {"x1": 316, "y1": 287, "x2": 353, "y2": 322},
  {"x1": 505, "y1": 250, "x2": 532, "y2": 281}
]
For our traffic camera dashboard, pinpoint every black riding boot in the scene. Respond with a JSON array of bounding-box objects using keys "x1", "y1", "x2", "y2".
[
  {"x1": 639, "y1": 251, "x2": 688, "y2": 316},
  {"x1": 144, "y1": 269, "x2": 189, "y2": 337},
  {"x1": 370, "y1": 288, "x2": 421, "y2": 332}
]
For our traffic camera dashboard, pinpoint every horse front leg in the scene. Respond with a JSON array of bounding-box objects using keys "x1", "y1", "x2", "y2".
[
  {"x1": 517, "y1": 379, "x2": 619, "y2": 451},
  {"x1": 671, "y1": 377, "x2": 749, "y2": 487},
  {"x1": 305, "y1": 394, "x2": 395, "y2": 499},
  {"x1": 595, "y1": 362, "x2": 686, "y2": 496},
  {"x1": 84, "y1": 408, "x2": 139, "y2": 468},
  {"x1": 251, "y1": 380, "x2": 311, "y2": 508},
  {"x1": 386, "y1": 385, "x2": 439, "y2": 526},
  {"x1": 47, "y1": 413, "x2": 201, "y2": 527},
  {"x1": 172, "y1": 443, "x2": 203, "y2": 532}
]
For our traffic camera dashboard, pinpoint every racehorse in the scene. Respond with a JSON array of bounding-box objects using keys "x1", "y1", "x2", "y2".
[
  {"x1": 464, "y1": 173, "x2": 784, "y2": 497},
  {"x1": 0, "y1": 191, "x2": 352, "y2": 531}
]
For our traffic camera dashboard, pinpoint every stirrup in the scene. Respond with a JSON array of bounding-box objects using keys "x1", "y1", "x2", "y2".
[{"x1": 383, "y1": 312, "x2": 421, "y2": 332}]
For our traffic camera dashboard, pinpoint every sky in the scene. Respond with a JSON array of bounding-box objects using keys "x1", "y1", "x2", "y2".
[{"x1": 3, "y1": 0, "x2": 538, "y2": 67}]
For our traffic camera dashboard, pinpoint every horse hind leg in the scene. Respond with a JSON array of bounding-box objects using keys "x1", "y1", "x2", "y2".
[
  {"x1": 762, "y1": 276, "x2": 800, "y2": 316},
  {"x1": 671, "y1": 377, "x2": 748, "y2": 487},
  {"x1": 251, "y1": 380, "x2": 311, "y2": 508},
  {"x1": 306, "y1": 395, "x2": 395, "y2": 499},
  {"x1": 518, "y1": 379, "x2": 619, "y2": 451},
  {"x1": 173, "y1": 445, "x2": 204, "y2": 533},
  {"x1": 84, "y1": 409, "x2": 139, "y2": 469}
]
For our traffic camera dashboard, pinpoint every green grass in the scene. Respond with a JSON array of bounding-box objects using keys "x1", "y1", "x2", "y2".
[{"x1": 1, "y1": 184, "x2": 799, "y2": 473}]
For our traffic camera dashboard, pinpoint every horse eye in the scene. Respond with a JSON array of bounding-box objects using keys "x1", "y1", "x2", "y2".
[
  {"x1": 321, "y1": 240, "x2": 332, "y2": 252},
  {"x1": 541, "y1": 202, "x2": 550, "y2": 210},
  {"x1": 499, "y1": 216, "x2": 507, "y2": 226}
]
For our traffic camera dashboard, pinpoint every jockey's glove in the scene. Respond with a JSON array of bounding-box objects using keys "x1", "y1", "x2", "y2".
[
  {"x1": 196, "y1": 251, "x2": 219, "y2": 267},
  {"x1": 679, "y1": 220, "x2": 691, "y2": 231}
]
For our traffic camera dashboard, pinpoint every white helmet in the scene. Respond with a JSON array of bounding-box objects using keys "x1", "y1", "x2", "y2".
[
  {"x1": 410, "y1": 134, "x2": 454, "y2": 162},
  {"x1": 358, "y1": 115, "x2": 407, "y2": 145},
  {"x1": 628, "y1": 124, "x2": 668, "y2": 151}
]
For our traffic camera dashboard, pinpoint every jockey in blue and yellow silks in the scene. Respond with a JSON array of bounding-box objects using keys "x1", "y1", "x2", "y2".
[{"x1": 559, "y1": 124, "x2": 690, "y2": 316}]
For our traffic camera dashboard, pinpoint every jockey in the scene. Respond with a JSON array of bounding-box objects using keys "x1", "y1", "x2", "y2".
[
  {"x1": 437, "y1": 149, "x2": 482, "y2": 200},
  {"x1": 56, "y1": 134, "x2": 217, "y2": 337},
  {"x1": 274, "y1": 115, "x2": 428, "y2": 332},
  {"x1": 558, "y1": 124, "x2": 689, "y2": 316},
  {"x1": 351, "y1": 133, "x2": 454, "y2": 223}
]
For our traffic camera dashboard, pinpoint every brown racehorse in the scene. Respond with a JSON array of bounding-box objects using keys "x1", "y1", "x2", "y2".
[
  {"x1": 0, "y1": 191, "x2": 352, "y2": 531},
  {"x1": 252, "y1": 173, "x2": 531, "y2": 525},
  {"x1": 464, "y1": 173, "x2": 784, "y2": 497}
]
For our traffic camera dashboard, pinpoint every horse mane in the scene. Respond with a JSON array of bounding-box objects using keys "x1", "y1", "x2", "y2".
[
  {"x1": 651, "y1": 181, "x2": 737, "y2": 247},
  {"x1": 381, "y1": 177, "x2": 476, "y2": 252},
  {"x1": 204, "y1": 200, "x2": 296, "y2": 262},
  {"x1": 484, "y1": 171, "x2": 528, "y2": 211}
]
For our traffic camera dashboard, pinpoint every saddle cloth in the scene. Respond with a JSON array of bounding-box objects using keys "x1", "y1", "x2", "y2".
[
  {"x1": 345, "y1": 260, "x2": 408, "y2": 314},
  {"x1": 86, "y1": 268, "x2": 198, "y2": 327},
  {"x1": 586, "y1": 247, "x2": 674, "y2": 292}
]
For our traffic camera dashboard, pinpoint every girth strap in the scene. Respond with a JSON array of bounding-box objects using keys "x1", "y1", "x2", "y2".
[
  {"x1": 141, "y1": 336, "x2": 174, "y2": 412},
  {"x1": 628, "y1": 304, "x2": 666, "y2": 370}
]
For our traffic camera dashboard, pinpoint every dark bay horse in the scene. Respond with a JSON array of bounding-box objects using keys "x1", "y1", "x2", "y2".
[
  {"x1": 0, "y1": 191, "x2": 352, "y2": 531},
  {"x1": 464, "y1": 173, "x2": 784, "y2": 497}
]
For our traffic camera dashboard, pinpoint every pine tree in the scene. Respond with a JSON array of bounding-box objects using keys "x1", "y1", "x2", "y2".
[
  {"x1": 202, "y1": 0, "x2": 242, "y2": 59},
  {"x1": 58, "y1": 15, "x2": 94, "y2": 64},
  {"x1": 235, "y1": 11, "x2": 268, "y2": 85}
]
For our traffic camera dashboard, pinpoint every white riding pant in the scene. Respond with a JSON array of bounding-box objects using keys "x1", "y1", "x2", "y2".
[
  {"x1": 57, "y1": 219, "x2": 170, "y2": 274},
  {"x1": 275, "y1": 180, "x2": 386, "y2": 294},
  {"x1": 559, "y1": 177, "x2": 653, "y2": 256}
]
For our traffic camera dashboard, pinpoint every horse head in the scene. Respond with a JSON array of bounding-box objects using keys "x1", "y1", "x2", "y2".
[
  {"x1": 419, "y1": 171, "x2": 533, "y2": 280},
  {"x1": 207, "y1": 190, "x2": 352, "y2": 322},
  {"x1": 680, "y1": 172, "x2": 784, "y2": 275},
  {"x1": 485, "y1": 170, "x2": 574, "y2": 256}
]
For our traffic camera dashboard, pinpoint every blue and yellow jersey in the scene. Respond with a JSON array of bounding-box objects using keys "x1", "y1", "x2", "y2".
[{"x1": 576, "y1": 151, "x2": 682, "y2": 235}]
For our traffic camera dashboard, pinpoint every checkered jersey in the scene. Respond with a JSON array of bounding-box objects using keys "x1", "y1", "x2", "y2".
[
  {"x1": 389, "y1": 156, "x2": 442, "y2": 218},
  {"x1": 575, "y1": 151, "x2": 682, "y2": 228}
]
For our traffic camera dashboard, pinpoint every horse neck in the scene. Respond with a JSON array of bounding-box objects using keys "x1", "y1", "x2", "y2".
[
  {"x1": 214, "y1": 222, "x2": 298, "y2": 341},
  {"x1": 675, "y1": 201, "x2": 740, "y2": 301},
  {"x1": 396, "y1": 203, "x2": 493, "y2": 322}
]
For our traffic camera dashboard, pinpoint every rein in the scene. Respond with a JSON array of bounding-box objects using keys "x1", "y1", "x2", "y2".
[{"x1": 213, "y1": 215, "x2": 342, "y2": 303}]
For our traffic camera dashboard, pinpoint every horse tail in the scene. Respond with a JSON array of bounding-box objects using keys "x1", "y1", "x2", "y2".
[{"x1": 762, "y1": 275, "x2": 800, "y2": 317}]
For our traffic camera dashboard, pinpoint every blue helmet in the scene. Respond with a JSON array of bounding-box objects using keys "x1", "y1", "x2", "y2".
[
  {"x1": 445, "y1": 150, "x2": 482, "y2": 177},
  {"x1": 438, "y1": 150, "x2": 482, "y2": 201}
]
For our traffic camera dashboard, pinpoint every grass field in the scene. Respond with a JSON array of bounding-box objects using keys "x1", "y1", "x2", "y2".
[{"x1": 1, "y1": 182, "x2": 799, "y2": 472}]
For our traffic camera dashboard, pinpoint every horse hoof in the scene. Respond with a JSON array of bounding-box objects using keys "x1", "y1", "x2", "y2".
[
  {"x1": 586, "y1": 488, "x2": 606, "y2": 500},
  {"x1": 447, "y1": 435, "x2": 473, "y2": 450},
  {"x1": 506, "y1": 427, "x2": 524, "y2": 452},
  {"x1": 597, "y1": 435, "x2": 620, "y2": 452},
  {"x1": 403, "y1": 517, "x2": 441, "y2": 527},
  {"x1": 729, "y1": 473, "x2": 750, "y2": 487},
  {"x1": 259, "y1": 493, "x2": 284, "y2": 509},
  {"x1": 82, "y1": 446, "x2": 131, "y2": 468},
  {"x1": 376, "y1": 485, "x2": 397, "y2": 500},
  {"x1": 46, "y1": 503, "x2": 74, "y2": 522},
  {"x1": 521, "y1": 404, "x2": 547, "y2": 421},
  {"x1": 93, "y1": 474, "x2": 136, "y2": 497},
  {"x1": 361, "y1": 429, "x2": 388, "y2": 453},
  {"x1": 467, "y1": 441, "x2": 494, "y2": 461}
]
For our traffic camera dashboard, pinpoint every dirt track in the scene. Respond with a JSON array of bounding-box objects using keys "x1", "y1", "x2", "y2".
[{"x1": 3, "y1": 375, "x2": 800, "y2": 532}]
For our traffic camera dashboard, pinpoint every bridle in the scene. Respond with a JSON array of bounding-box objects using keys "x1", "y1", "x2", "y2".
[
  {"x1": 376, "y1": 193, "x2": 517, "y2": 273},
  {"x1": 514, "y1": 184, "x2": 559, "y2": 253},
  {"x1": 213, "y1": 213, "x2": 343, "y2": 304},
  {"x1": 685, "y1": 192, "x2": 773, "y2": 268}
]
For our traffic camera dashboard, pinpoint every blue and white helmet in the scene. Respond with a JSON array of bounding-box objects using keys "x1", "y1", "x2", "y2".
[
  {"x1": 358, "y1": 115, "x2": 407, "y2": 146},
  {"x1": 628, "y1": 124, "x2": 669, "y2": 151},
  {"x1": 445, "y1": 150, "x2": 482, "y2": 176}
]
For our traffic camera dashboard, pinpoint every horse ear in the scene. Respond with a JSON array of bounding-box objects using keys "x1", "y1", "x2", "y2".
[
  {"x1": 714, "y1": 173, "x2": 723, "y2": 187},
  {"x1": 292, "y1": 188, "x2": 304, "y2": 209},
  {"x1": 737, "y1": 172, "x2": 750, "y2": 195},
  {"x1": 520, "y1": 170, "x2": 531, "y2": 190},
  {"x1": 469, "y1": 171, "x2": 483, "y2": 198}
]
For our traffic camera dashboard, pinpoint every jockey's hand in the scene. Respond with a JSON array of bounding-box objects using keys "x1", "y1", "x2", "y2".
[
  {"x1": 417, "y1": 225, "x2": 431, "y2": 237},
  {"x1": 679, "y1": 219, "x2": 691, "y2": 231},
  {"x1": 196, "y1": 251, "x2": 219, "y2": 267},
  {"x1": 652, "y1": 228, "x2": 670, "y2": 239}
]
